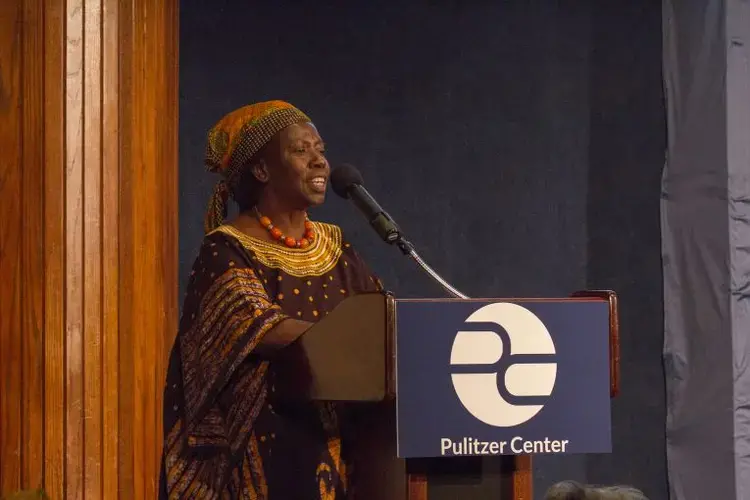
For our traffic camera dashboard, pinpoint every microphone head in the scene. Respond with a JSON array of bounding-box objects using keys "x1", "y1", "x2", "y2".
[{"x1": 330, "y1": 164, "x2": 364, "y2": 199}]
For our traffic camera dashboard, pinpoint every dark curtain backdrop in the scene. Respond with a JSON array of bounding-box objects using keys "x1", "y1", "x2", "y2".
[{"x1": 178, "y1": 1, "x2": 667, "y2": 498}]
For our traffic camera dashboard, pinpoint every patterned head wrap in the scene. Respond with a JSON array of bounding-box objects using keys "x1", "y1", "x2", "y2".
[{"x1": 203, "y1": 100, "x2": 312, "y2": 233}]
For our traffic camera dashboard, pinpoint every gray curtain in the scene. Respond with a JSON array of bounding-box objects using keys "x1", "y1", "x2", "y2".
[{"x1": 662, "y1": 0, "x2": 750, "y2": 498}]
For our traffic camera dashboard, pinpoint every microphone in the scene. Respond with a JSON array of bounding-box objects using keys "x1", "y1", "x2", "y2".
[
  {"x1": 330, "y1": 163, "x2": 469, "y2": 299},
  {"x1": 329, "y1": 164, "x2": 402, "y2": 245}
]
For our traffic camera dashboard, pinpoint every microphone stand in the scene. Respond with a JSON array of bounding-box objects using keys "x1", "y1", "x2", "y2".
[
  {"x1": 393, "y1": 234, "x2": 470, "y2": 300},
  {"x1": 362, "y1": 203, "x2": 470, "y2": 299}
]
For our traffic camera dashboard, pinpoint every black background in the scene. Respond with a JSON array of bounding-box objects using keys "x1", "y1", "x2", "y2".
[{"x1": 178, "y1": 1, "x2": 667, "y2": 497}]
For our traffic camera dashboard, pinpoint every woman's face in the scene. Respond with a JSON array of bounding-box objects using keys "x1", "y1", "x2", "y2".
[{"x1": 255, "y1": 122, "x2": 329, "y2": 210}]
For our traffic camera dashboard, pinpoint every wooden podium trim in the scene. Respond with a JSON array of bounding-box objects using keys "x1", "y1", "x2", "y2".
[
  {"x1": 407, "y1": 473, "x2": 428, "y2": 500},
  {"x1": 512, "y1": 455, "x2": 533, "y2": 500},
  {"x1": 386, "y1": 293, "x2": 398, "y2": 398},
  {"x1": 572, "y1": 290, "x2": 620, "y2": 397}
]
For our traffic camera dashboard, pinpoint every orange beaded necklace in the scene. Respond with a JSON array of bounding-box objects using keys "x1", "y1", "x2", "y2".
[{"x1": 255, "y1": 207, "x2": 316, "y2": 249}]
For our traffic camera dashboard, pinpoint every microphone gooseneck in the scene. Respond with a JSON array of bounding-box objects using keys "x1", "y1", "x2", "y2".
[{"x1": 329, "y1": 164, "x2": 469, "y2": 299}]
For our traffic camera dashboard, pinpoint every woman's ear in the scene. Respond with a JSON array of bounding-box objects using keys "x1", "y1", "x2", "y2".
[{"x1": 251, "y1": 159, "x2": 270, "y2": 183}]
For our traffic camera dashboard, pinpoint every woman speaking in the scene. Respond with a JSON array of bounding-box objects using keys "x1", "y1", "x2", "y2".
[{"x1": 159, "y1": 101, "x2": 382, "y2": 499}]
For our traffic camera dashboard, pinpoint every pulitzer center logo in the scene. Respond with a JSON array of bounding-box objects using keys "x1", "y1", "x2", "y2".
[{"x1": 450, "y1": 303, "x2": 557, "y2": 427}]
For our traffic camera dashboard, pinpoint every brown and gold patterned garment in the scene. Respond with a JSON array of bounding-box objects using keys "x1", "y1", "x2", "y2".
[{"x1": 159, "y1": 221, "x2": 382, "y2": 499}]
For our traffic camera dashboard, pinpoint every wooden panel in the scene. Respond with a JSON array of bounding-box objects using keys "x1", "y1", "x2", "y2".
[
  {"x1": 65, "y1": 0, "x2": 86, "y2": 497},
  {"x1": 102, "y1": 0, "x2": 121, "y2": 496},
  {"x1": 0, "y1": 0, "x2": 24, "y2": 493},
  {"x1": 43, "y1": 0, "x2": 66, "y2": 497},
  {"x1": 117, "y1": 0, "x2": 136, "y2": 494},
  {"x1": 0, "y1": 0, "x2": 179, "y2": 497},
  {"x1": 21, "y1": 0, "x2": 45, "y2": 490},
  {"x1": 118, "y1": 0, "x2": 179, "y2": 497},
  {"x1": 83, "y1": 0, "x2": 104, "y2": 497}
]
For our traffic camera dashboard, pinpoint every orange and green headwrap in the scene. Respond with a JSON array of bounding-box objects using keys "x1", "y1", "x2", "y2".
[{"x1": 203, "y1": 100, "x2": 312, "y2": 233}]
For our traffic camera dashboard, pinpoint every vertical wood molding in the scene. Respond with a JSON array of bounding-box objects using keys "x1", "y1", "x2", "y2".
[
  {"x1": 83, "y1": 0, "x2": 103, "y2": 497},
  {"x1": 22, "y1": 0, "x2": 45, "y2": 491},
  {"x1": 0, "y1": 0, "x2": 24, "y2": 492},
  {"x1": 118, "y1": 0, "x2": 179, "y2": 496},
  {"x1": 101, "y1": 0, "x2": 120, "y2": 496},
  {"x1": 65, "y1": 1, "x2": 85, "y2": 497},
  {"x1": 0, "y1": 0, "x2": 178, "y2": 497},
  {"x1": 43, "y1": 0, "x2": 66, "y2": 497}
]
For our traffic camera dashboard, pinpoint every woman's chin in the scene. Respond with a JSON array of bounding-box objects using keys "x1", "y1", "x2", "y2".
[{"x1": 305, "y1": 192, "x2": 327, "y2": 207}]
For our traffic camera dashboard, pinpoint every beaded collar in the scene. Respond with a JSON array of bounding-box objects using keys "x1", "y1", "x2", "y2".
[{"x1": 211, "y1": 222, "x2": 343, "y2": 277}]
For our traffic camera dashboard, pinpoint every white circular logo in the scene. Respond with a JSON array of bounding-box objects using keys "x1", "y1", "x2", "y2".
[{"x1": 450, "y1": 303, "x2": 557, "y2": 427}]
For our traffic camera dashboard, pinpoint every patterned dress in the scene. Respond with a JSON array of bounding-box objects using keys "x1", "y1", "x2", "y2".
[{"x1": 159, "y1": 221, "x2": 382, "y2": 499}]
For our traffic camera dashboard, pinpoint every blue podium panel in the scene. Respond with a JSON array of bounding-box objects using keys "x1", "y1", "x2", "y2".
[{"x1": 395, "y1": 299, "x2": 611, "y2": 458}]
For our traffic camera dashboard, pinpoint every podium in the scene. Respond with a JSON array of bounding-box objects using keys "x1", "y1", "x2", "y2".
[{"x1": 274, "y1": 291, "x2": 619, "y2": 500}]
